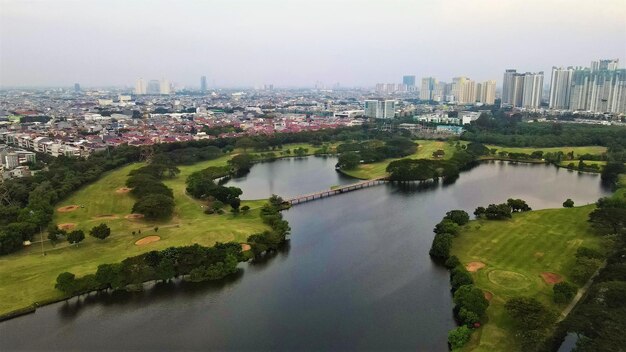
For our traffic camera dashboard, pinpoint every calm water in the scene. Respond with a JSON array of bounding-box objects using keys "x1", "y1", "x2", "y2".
[
  {"x1": 225, "y1": 155, "x2": 356, "y2": 199},
  {"x1": 0, "y1": 158, "x2": 611, "y2": 351}
]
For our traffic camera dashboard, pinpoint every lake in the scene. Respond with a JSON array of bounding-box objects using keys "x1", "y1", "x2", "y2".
[{"x1": 0, "y1": 158, "x2": 611, "y2": 351}]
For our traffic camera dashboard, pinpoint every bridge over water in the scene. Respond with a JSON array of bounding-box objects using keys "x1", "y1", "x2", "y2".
[{"x1": 286, "y1": 176, "x2": 388, "y2": 205}]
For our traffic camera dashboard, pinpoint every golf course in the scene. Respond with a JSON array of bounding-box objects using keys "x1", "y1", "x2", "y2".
[
  {"x1": 451, "y1": 205, "x2": 609, "y2": 351},
  {"x1": 0, "y1": 144, "x2": 334, "y2": 318}
]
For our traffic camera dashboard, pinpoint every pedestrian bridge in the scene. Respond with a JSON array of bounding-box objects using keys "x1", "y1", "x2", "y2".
[{"x1": 286, "y1": 176, "x2": 388, "y2": 205}]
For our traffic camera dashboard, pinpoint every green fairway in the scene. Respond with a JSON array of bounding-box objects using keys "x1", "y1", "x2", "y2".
[
  {"x1": 0, "y1": 150, "x2": 307, "y2": 317},
  {"x1": 0, "y1": 142, "x2": 338, "y2": 317},
  {"x1": 451, "y1": 206, "x2": 608, "y2": 352},
  {"x1": 485, "y1": 145, "x2": 607, "y2": 157},
  {"x1": 340, "y1": 140, "x2": 461, "y2": 179}
]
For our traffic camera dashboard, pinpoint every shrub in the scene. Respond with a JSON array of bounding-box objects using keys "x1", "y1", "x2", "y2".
[
  {"x1": 444, "y1": 210, "x2": 470, "y2": 226},
  {"x1": 450, "y1": 266, "x2": 474, "y2": 291},
  {"x1": 453, "y1": 284, "x2": 489, "y2": 318},
  {"x1": 563, "y1": 198, "x2": 574, "y2": 208},
  {"x1": 434, "y1": 219, "x2": 460, "y2": 236},
  {"x1": 429, "y1": 233, "x2": 453, "y2": 260},
  {"x1": 448, "y1": 326, "x2": 472, "y2": 350},
  {"x1": 445, "y1": 255, "x2": 461, "y2": 269},
  {"x1": 553, "y1": 282, "x2": 577, "y2": 304}
]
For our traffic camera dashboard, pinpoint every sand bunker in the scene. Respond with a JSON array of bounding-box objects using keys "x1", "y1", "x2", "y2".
[
  {"x1": 484, "y1": 291, "x2": 493, "y2": 301},
  {"x1": 241, "y1": 243, "x2": 252, "y2": 251},
  {"x1": 466, "y1": 261, "x2": 486, "y2": 272},
  {"x1": 57, "y1": 205, "x2": 79, "y2": 213},
  {"x1": 94, "y1": 214, "x2": 118, "y2": 220},
  {"x1": 125, "y1": 214, "x2": 145, "y2": 220},
  {"x1": 135, "y1": 235, "x2": 160, "y2": 245},
  {"x1": 541, "y1": 272, "x2": 563, "y2": 284},
  {"x1": 116, "y1": 187, "x2": 131, "y2": 194},
  {"x1": 58, "y1": 223, "x2": 76, "y2": 231}
]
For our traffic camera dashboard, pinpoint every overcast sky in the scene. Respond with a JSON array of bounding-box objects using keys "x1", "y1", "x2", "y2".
[{"x1": 1, "y1": 0, "x2": 625, "y2": 88}]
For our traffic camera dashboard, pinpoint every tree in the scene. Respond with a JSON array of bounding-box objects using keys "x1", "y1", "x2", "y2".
[
  {"x1": 429, "y1": 233, "x2": 453, "y2": 259},
  {"x1": 563, "y1": 198, "x2": 575, "y2": 208},
  {"x1": 553, "y1": 282, "x2": 577, "y2": 304},
  {"x1": 0, "y1": 231, "x2": 23, "y2": 255},
  {"x1": 434, "y1": 219, "x2": 460, "y2": 236},
  {"x1": 448, "y1": 326, "x2": 472, "y2": 350},
  {"x1": 505, "y1": 297, "x2": 555, "y2": 331},
  {"x1": 453, "y1": 284, "x2": 489, "y2": 318},
  {"x1": 450, "y1": 267, "x2": 474, "y2": 291},
  {"x1": 228, "y1": 154, "x2": 254, "y2": 176},
  {"x1": 67, "y1": 230, "x2": 85, "y2": 245},
  {"x1": 484, "y1": 203, "x2": 512, "y2": 220},
  {"x1": 507, "y1": 198, "x2": 531, "y2": 212},
  {"x1": 90, "y1": 223, "x2": 111, "y2": 240},
  {"x1": 235, "y1": 137, "x2": 255, "y2": 151},
  {"x1": 588, "y1": 207, "x2": 626, "y2": 235},
  {"x1": 336, "y1": 152, "x2": 360, "y2": 170},
  {"x1": 55, "y1": 272, "x2": 76, "y2": 294},
  {"x1": 444, "y1": 210, "x2": 470, "y2": 226},
  {"x1": 474, "y1": 206, "x2": 486, "y2": 219},
  {"x1": 132, "y1": 194, "x2": 175, "y2": 220}
]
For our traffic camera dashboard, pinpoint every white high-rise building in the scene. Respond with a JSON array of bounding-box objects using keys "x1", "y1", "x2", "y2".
[
  {"x1": 135, "y1": 78, "x2": 146, "y2": 95},
  {"x1": 364, "y1": 100, "x2": 396, "y2": 119},
  {"x1": 511, "y1": 74, "x2": 525, "y2": 107},
  {"x1": 160, "y1": 79, "x2": 171, "y2": 95},
  {"x1": 477, "y1": 80, "x2": 496, "y2": 105},
  {"x1": 549, "y1": 67, "x2": 574, "y2": 109},
  {"x1": 502, "y1": 69, "x2": 517, "y2": 106},
  {"x1": 521, "y1": 72, "x2": 544, "y2": 109},
  {"x1": 451, "y1": 77, "x2": 476, "y2": 104}
]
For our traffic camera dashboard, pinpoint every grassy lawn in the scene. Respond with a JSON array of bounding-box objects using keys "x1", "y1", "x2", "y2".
[
  {"x1": 340, "y1": 139, "x2": 461, "y2": 179},
  {"x1": 451, "y1": 206, "x2": 608, "y2": 352},
  {"x1": 1, "y1": 145, "x2": 337, "y2": 317},
  {"x1": 485, "y1": 145, "x2": 607, "y2": 157}
]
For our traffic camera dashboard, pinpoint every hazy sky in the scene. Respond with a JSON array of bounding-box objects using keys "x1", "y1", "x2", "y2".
[{"x1": 1, "y1": 0, "x2": 625, "y2": 88}]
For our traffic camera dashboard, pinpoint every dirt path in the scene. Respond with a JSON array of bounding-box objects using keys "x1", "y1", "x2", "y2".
[{"x1": 558, "y1": 261, "x2": 607, "y2": 322}]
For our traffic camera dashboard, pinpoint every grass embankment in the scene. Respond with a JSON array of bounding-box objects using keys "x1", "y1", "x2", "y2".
[
  {"x1": 0, "y1": 142, "x2": 329, "y2": 318},
  {"x1": 451, "y1": 206, "x2": 608, "y2": 351},
  {"x1": 340, "y1": 140, "x2": 461, "y2": 179},
  {"x1": 340, "y1": 142, "x2": 608, "y2": 180}
]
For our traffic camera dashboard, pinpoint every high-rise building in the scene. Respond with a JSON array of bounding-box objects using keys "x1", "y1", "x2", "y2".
[
  {"x1": 160, "y1": 79, "x2": 171, "y2": 95},
  {"x1": 549, "y1": 67, "x2": 574, "y2": 109},
  {"x1": 74, "y1": 83, "x2": 81, "y2": 92},
  {"x1": 135, "y1": 78, "x2": 147, "y2": 95},
  {"x1": 364, "y1": 99, "x2": 396, "y2": 119},
  {"x1": 591, "y1": 59, "x2": 619, "y2": 72},
  {"x1": 403, "y1": 75, "x2": 416, "y2": 90},
  {"x1": 451, "y1": 77, "x2": 476, "y2": 104},
  {"x1": 502, "y1": 69, "x2": 517, "y2": 106},
  {"x1": 147, "y1": 80, "x2": 160, "y2": 94},
  {"x1": 420, "y1": 77, "x2": 437, "y2": 101},
  {"x1": 476, "y1": 80, "x2": 496, "y2": 105},
  {"x1": 200, "y1": 76, "x2": 207, "y2": 92},
  {"x1": 521, "y1": 72, "x2": 544, "y2": 109},
  {"x1": 511, "y1": 74, "x2": 525, "y2": 107},
  {"x1": 433, "y1": 81, "x2": 448, "y2": 102}
]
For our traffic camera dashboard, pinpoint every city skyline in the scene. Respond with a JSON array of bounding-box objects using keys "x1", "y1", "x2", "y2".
[{"x1": 1, "y1": 0, "x2": 625, "y2": 88}]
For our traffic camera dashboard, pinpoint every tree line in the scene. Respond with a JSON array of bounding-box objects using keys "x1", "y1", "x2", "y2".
[{"x1": 0, "y1": 126, "x2": 373, "y2": 256}]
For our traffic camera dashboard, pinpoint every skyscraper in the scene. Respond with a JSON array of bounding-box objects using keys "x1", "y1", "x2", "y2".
[
  {"x1": 451, "y1": 77, "x2": 476, "y2": 104},
  {"x1": 403, "y1": 75, "x2": 416, "y2": 90},
  {"x1": 135, "y1": 78, "x2": 146, "y2": 95},
  {"x1": 590, "y1": 59, "x2": 619, "y2": 72},
  {"x1": 501, "y1": 69, "x2": 517, "y2": 106},
  {"x1": 477, "y1": 80, "x2": 496, "y2": 105},
  {"x1": 511, "y1": 74, "x2": 525, "y2": 107},
  {"x1": 420, "y1": 77, "x2": 437, "y2": 101},
  {"x1": 200, "y1": 76, "x2": 207, "y2": 92},
  {"x1": 521, "y1": 72, "x2": 544, "y2": 109},
  {"x1": 549, "y1": 67, "x2": 574, "y2": 109},
  {"x1": 73, "y1": 83, "x2": 81, "y2": 92},
  {"x1": 568, "y1": 61, "x2": 625, "y2": 113},
  {"x1": 160, "y1": 79, "x2": 171, "y2": 95}
]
